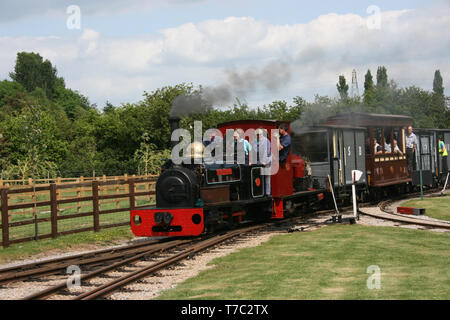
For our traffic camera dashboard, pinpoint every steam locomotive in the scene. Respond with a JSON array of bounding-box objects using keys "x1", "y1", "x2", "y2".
[
  {"x1": 131, "y1": 117, "x2": 324, "y2": 237},
  {"x1": 131, "y1": 113, "x2": 450, "y2": 238}
]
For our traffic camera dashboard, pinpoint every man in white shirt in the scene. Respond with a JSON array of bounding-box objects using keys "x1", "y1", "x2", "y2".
[{"x1": 405, "y1": 126, "x2": 417, "y2": 174}]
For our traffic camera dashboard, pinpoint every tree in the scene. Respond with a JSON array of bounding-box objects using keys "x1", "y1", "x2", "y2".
[
  {"x1": 9, "y1": 52, "x2": 60, "y2": 99},
  {"x1": 433, "y1": 70, "x2": 444, "y2": 95},
  {"x1": 0, "y1": 80, "x2": 32, "y2": 118},
  {"x1": 430, "y1": 70, "x2": 446, "y2": 128},
  {"x1": 363, "y1": 69, "x2": 375, "y2": 108},
  {"x1": 2, "y1": 105, "x2": 65, "y2": 180},
  {"x1": 336, "y1": 75, "x2": 349, "y2": 100},
  {"x1": 53, "y1": 85, "x2": 93, "y2": 120},
  {"x1": 376, "y1": 66, "x2": 388, "y2": 88},
  {"x1": 134, "y1": 132, "x2": 171, "y2": 175}
]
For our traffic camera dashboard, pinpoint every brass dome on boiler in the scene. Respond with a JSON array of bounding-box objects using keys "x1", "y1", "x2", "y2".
[{"x1": 186, "y1": 141, "x2": 204, "y2": 159}]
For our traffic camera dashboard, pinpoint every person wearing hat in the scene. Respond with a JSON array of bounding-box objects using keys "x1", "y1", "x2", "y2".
[{"x1": 251, "y1": 128, "x2": 271, "y2": 195}]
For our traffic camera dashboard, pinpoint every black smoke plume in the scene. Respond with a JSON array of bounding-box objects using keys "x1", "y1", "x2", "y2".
[{"x1": 170, "y1": 59, "x2": 292, "y2": 117}]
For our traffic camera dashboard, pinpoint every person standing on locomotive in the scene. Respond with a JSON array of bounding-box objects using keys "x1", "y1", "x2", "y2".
[
  {"x1": 251, "y1": 128, "x2": 271, "y2": 195},
  {"x1": 439, "y1": 136, "x2": 448, "y2": 174},
  {"x1": 277, "y1": 123, "x2": 291, "y2": 165},
  {"x1": 204, "y1": 129, "x2": 223, "y2": 158},
  {"x1": 233, "y1": 129, "x2": 251, "y2": 165},
  {"x1": 405, "y1": 125, "x2": 418, "y2": 174}
]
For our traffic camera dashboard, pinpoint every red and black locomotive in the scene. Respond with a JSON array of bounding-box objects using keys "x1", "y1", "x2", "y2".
[
  {"x1": 131, "y1": 113, "x2": 450, "y2": 238},
  {"x1": 131, "y1": 117, "x2": 323, "y2": 238}
]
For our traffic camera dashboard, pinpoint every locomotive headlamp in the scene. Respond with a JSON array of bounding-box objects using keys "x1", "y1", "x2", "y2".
[{"x1": 133, "y1": 215, "x2": 142, "y2": 226}]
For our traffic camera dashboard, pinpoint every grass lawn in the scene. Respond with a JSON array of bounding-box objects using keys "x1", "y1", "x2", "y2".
[
  {"x1": 157, "y1": 225, "x2": 450, "y2": 300},
  {"x1": 401, "y1": 195, "x2": 450, "y2": 221}
]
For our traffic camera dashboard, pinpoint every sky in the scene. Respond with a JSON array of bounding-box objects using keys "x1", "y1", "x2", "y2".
[{"x1": 0, "y1": 0, "x2": 449, "y2": 109}]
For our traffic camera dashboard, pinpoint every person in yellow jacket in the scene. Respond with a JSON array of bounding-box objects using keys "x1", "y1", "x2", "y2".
[{"x1": 439, "y1": 137, "x2": 448, "y2": 173}]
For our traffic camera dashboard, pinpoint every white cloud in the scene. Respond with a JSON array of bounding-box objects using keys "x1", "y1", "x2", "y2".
[{"x1": 0, "y1": 2, "x2": 449, "y2": 107}]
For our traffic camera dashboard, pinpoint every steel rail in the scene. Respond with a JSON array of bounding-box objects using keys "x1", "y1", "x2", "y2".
[
  {"x1": 358, "y1": 192, "x2": 450, "y2": 230},
  {"x1": 74, "y1": 224, "x2": 266, "y2": 300},
  {"x1": 0, "y1": 238, "x2": 174, "y2": 284},
  {"x1": 22, "y1": 239, "x2": 191, "y2": 300}
]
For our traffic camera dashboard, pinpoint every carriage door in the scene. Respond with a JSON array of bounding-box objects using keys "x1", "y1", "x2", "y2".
[
  {"x1": 343, "y1": 130, "x2": 357, "y2": 185},
  {"x1": 354, "y1": 130, "x2": 366, "y2": 183},
  {"x1": 419, "y1": 134, "x2": 431, "y2": 171},
  {"x1": 418, "y1": 133, "x2": 432, "y2": 185},
  {"x1": 430, "y1": 134, "x2": 436, "y2": 175},
  {"x1": 332, "y1": 130, "x2": 343, "y2": 187}
]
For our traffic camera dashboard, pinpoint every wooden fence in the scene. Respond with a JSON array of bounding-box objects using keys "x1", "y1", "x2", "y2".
[
  {"x1": 0, "y1": 175, "x2": 157, "y2": 248},
  {"x1": 0, "y1": 174, "x2": 145, "y2": 187}
]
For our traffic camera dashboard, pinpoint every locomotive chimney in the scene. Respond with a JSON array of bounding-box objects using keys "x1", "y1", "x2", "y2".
[{"x1": 168, "y1": 116, "x2": 180, "y2": 148}]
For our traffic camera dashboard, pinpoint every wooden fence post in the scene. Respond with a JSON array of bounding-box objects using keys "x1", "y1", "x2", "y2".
[
  {"x1": 50, "y1": 183, "x2": 58, "y2": 238},
  {"x1": 56, "y1": 177, "x2": 61, "y2": 203},
  {"x1": 145, "y1": 178, "x2": 149, "y2": 202},
  {"x1": 1, "y1": 187, "x2": 9, "y2": 248},
  {"x1": 115, "y1": 176, "x2": 120, "y2": 209},
  {"x1": 129, "y1": 178, "x2": 135, "y2": 211},
  {"x1": 92, "y1": 180, "x2": 100, "y2": 232},
  {"x1": 76, "y1": 178, "x2": 81, "y2": 213}
]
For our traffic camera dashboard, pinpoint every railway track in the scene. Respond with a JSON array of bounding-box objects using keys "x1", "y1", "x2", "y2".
[
  {"x1": 19, "y1": 223, "x2": 274, "y2": 300},
  {"x1": 358, "y1": 190, "x2": 450, "y2": 230},
  {"x1": 12, "y1": 215, "x2": 337, "y2": 300},
  {"x1": 0, "y1": 238, "x2": 176, "y2": 285}
]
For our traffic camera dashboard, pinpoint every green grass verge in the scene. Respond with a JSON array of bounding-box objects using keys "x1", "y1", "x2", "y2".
[
  {"x1": 402, "y1": 195, "x2": 450, "y2": 221},
  {"x1": 0, "y1": 226, "x2": 135, "y2": 264},
  {"x1": 157, "y1": 225, "x2": 450, "y2": 300}
]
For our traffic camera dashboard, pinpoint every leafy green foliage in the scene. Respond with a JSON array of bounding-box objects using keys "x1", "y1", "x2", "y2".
[
  {"x1": 134, "y1": 132, "x2": 171, "y2": 175},
  {"x1": 9, "y1": 52, "x2": 60, "y2": 99},
  {"x1": 1, "y1": 105, "x2": 66, "y2": 180},
  {"x1": 336, "y1": 75, "x2": 349, "y2": 100},
  {"x1": 0, "y1": 53, "x2": 449, "y2": 179}
]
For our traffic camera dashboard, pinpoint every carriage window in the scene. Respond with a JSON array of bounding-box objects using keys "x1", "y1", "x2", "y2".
[{"x1": 294, "y1": 132, "x2": 328, "y2": 163}]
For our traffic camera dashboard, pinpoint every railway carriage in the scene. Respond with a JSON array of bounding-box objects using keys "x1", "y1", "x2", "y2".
[
  {"x1": 291, "y1": 124, "x2": 367, "y2": 202},
  {"x1": 322, "y1": 113, "x2": 413, "y2": 190}
]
